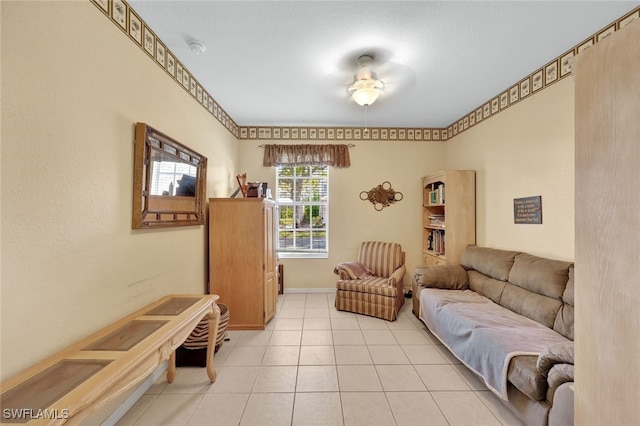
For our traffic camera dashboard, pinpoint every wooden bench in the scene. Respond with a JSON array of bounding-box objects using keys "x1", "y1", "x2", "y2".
[{"x1": 0, "y1": 294, "x2": 220, "y2": 425}]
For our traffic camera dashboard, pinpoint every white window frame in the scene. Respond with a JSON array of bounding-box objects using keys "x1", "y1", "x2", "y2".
[{"x1": 275, "y1": 165, "x2": 329, "y2": 259}]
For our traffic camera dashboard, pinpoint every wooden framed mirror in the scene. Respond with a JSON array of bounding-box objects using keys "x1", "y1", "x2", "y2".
[{"x1": 132, "y1": 122, "x2": 207, "y2": 229}]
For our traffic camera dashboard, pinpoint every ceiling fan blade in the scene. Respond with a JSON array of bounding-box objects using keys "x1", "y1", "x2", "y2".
[{"x1": 377, "y1": 62, "x2": 417, "y2": 96}]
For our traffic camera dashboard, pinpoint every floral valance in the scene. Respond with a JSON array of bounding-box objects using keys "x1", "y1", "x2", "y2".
[{"x1": 262, "y1": 144, "x2": 351, "y2": 168}]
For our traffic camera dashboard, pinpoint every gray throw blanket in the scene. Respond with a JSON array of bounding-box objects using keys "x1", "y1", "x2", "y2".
[{"x1": 420, "y1": 289, "x2": 569, "y2": 400}]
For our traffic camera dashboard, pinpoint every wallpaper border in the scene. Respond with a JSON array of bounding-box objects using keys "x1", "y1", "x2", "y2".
[
  {"x1": 90, "y1": 0, "x2": 240, "y2": 138},
  {"x1": 90, "y1": 0, "x2": 639, "y2": 142}
]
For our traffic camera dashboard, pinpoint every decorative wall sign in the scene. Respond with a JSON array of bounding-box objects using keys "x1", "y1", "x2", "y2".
[
  {"x1": 514, "y1": 195, "x2": 542, "y2": 224},
  {"x1": 360, "y1": 181, "x2": 403, "y2": 211}
]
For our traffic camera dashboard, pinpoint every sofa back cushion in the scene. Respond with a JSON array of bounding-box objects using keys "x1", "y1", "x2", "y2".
[
  {"x1": 467, "y1": 271, "x2": 507, "y2": 304},
  {"x1": 500, "y1": 284, "x2": 562, "y2": 329},
  {"x1": 459, "y1": 246, "x2": 575, "y2": 340},
  {"x1": 553, "y1": 266, "x2": 575, "y2": 340},
  {"x1": 358, "y1": 241, "x2": 404, "y2": 278},
  {"x1": 460, "y1": 245, "x2": 519, "y2": 281},
  {"x1": 502, "y1": 253, "x2": 574, "y2": 337},
  {"x1": 508, "y1": 253, "x2": 572, "y2": 299}
]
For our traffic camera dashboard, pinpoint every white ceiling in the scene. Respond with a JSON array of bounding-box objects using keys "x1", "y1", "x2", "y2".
[{"x1": 128, "y1": 1, "x2": 638, "y2": 129}]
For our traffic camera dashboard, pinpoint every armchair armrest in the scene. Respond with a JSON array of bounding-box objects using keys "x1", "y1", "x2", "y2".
[
  {"x1": 335, "y1": 268, "x2": 351, "y2": 280},
  {"x1": 388, "y1": 264, "x2": 406, "y2": 288},
  {"x1": 334, "y1": 261, "x2": 373, "y2": 280},
  {"x1": 414, "y1": 265, "x2": 468, "y2": 290}
]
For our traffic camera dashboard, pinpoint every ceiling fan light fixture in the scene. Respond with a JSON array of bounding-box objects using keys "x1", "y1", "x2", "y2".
[
  {"x1": 347, "y1": 55, "x2": 385, "y2": 106},
  {"x1": 351, "y1": 85, "x2": 382, "y2": 107}
]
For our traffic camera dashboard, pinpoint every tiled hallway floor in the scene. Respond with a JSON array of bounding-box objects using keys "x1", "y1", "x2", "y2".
[{"x1": 117, "y1": 293, "x2": 523, "y2": 425}]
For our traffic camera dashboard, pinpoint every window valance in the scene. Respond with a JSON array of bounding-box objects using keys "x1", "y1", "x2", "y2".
[{"x1": 262, "y1": 144, "x2": 351, "y2": 168}]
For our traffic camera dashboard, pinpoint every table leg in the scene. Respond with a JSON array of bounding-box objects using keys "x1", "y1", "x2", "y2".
[
  {"x1": 167, "y1": 351, "x2": 176, "y2": 383},
  {"x1": 206, "y1": 302, "x2": 221, "y2": 383}
]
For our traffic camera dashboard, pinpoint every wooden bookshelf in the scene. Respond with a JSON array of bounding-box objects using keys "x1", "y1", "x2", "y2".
[
  {"x1": 414, "y1": 170, "x2": 476, "y2": 317},
  {"x1": 421, "y1": 170, "x2": 476, "y2": 267}
]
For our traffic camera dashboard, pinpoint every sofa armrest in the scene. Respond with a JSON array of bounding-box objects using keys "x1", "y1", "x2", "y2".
[
  {"x1": 537, "y1": 341, "x2": 574, "y2": 377},
  {"x1": 537, "y1": 341, "x2": 574, "y2": 403},
  {"x1": 548, "y1": 382, "x2": 574, "y2": 426},
  {"x1": 547, "y1": 364, "x2": 574, "y2": 391},
  {"x1": 546, "y1": 363, "x2": 574, "y2": 404},
  {"x1": 414, "y1": 265, "x2": 468, "y2": 290}
]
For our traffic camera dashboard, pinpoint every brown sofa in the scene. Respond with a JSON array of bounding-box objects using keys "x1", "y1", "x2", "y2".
[{"x1": 413, "y1": 245, "x2": 574, "y2": 426}]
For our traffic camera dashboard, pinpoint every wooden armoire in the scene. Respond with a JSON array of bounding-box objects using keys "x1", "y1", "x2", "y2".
[{"x1": 208, "y1": 198, "x2": 277, "y2": 330}]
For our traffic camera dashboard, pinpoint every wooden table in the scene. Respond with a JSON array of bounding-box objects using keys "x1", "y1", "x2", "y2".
[{"x1": 0, "y1": 294, "x2": 220, "y2": 425}]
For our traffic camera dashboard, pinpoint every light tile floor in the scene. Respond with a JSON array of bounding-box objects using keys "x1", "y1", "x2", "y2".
[{"x1": 117, "y1": 293, "x2": 524, "y2": 426}]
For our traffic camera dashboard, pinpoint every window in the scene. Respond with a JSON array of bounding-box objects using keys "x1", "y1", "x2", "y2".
[{"x1": 275, "y1": 165, "x2": 328, "y2": 257}]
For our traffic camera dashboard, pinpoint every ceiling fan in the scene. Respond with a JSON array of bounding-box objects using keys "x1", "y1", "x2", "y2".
[
  {"x1": 327, "y1": 49, "x2": 416, "y2": 109},
  {"x1": 346, "y1": 54, "x2": 385, "y2": 107}
]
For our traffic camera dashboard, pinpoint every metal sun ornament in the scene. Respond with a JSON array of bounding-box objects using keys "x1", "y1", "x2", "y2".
[{"x1": 360, "y1": 181, "x2": 403, "y2": 211}]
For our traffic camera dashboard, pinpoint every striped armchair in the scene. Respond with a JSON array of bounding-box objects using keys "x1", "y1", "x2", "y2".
[{"x1": 334, "y1": 241, "x2": 406, "y2": 321}]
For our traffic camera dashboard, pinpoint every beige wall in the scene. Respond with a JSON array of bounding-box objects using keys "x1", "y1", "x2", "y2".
[
  {"x1": 445, "y1": 79, "x2": 575, "y2": 261},
  {"x1": 238, "y1": 140, "x2": 446, "y2": 290},
  {"x1": 0, "y1": 1, "x2": 238, "y2": 380}
]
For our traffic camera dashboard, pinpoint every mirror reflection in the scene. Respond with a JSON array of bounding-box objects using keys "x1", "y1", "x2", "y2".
[
  {"x1": 150, "y1": 151, "x2": 197, "y2": 196},
  {"x1": 132, "y1": 123, "x2": 207, "y2": 229}
]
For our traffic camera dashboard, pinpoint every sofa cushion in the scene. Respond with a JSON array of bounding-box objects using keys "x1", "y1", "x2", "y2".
[
  {"x1": 467, "y1": 270, "x2": 507, "y2": 304},
  {"x1": 336, "y1": 277, "x2": 398, "y2": 297},
  {"x1": 417, "y1": 265, "x2": 468, "y2": 290},
  {"x1": 508, "y1": 253, "x2": 573, "y2": 300},
  {"x1": 500, "y1": 283, "x2": 562, "y2": 329},
  {"x1": 562, "y1": 266, "x2": 575, "y2": 306},
  {"x1": 460, "y1": 246, "x2": 519, "y2": 281},
  {"x1": 420, "y1": 288, "x2": 570, "y2": 400},
  {"x1": 553, "y1": 304, "x2": 574, "y2": 340},
  {"x1": 507, "y1": 355, "x2": 547, "y2": 401},
  {"x1": 552, "y1": 265, "x2": 575, "y2": 339}
]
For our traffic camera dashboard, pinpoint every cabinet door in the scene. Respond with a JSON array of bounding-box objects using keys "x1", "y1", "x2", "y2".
[
  {"x1": 263, "y1": 203, "x2": 277, "y2": 323},
  {"x1": 264, "y1": 275, "x2": 276, "y2": 323}
]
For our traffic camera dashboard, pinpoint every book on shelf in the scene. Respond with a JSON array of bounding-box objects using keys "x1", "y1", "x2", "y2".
[
  {"x1": 429, "y1": 190, "x2": 437, "y2": 205},
  {"x1": 427, "y1": 229, "x2": 445, "y2": 255},
  {"x1": 428, "y1": 184, "x2": 445, "y2": 205}
]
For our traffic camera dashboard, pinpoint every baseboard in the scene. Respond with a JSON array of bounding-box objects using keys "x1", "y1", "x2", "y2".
[
  {"x1": 101, "y1": 361, "x2": 168, "y2": 426},
  {"x1": 284, "y1": 288, "x2": 336, "y2": 294}
]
